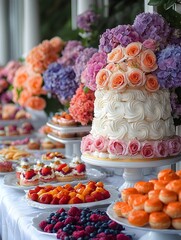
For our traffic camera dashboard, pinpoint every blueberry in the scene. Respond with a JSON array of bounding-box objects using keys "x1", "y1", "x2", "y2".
[
  {"x1": 63, "y1": 227, "x2": 69, "y2": 232},
  {"x1": 46, "y1": 217, "x2": 51, "y2": 224},
  {"x1": 52, "y1": 228, "x2": 57, "y2": 233},
  {"x1": 51, "y1": 220, "x2": 57, "y2": 224},
  {"x1": 58, "y1": 217, "x2": 65, "y2": 221},
  {"x1": 49, "y1": 212, "x2": 55, "y2": 217},
  {"x1": 97, "y1": 229, "x2": 103, "y2": 234},
  {"x1": 90, "y1": 232, "x2": 96, "y2": 237},
  {"x1": 55, "y1": 213, "x2": 60, "y2": 217}
]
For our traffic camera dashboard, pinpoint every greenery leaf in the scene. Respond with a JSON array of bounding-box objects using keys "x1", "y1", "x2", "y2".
[
  {"x1": 148, "y1": 0, "x2": 165, "y2": 6},
  {"x1": 158, "y1": 5, "x2": 181, "y2": 28},
  {"x1": 164, "y1": 0, "x2": 177, "y2": 10},
  {"x1": 83, "y1": 86, "x2": 90, "y2": 93}
]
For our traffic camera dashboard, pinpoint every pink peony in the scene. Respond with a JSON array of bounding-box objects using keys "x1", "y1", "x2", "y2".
[
  {"x1": 94, "y1": 136, "x2": 108, "y2": 152},
  {"x1": 167, "y1": 137, "x2": 181, "y2": 156},
  {"x1": 154, "y1": 140, "x2": 168, "y2": 158},
  {"x1": 81, "y1": 134, "x2": 94, "y2": 153},
  {"x1": 128, "y1": 139, "x2": 141, "y2": 156},
  {"x1": 108, "y1": 140, "x2": 127, "y2": 156},
  {"x1": 141, "y1": 142, "x2": 155, "y2": 158}
]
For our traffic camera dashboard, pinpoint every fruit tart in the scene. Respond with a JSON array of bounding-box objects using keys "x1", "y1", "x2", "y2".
[
  {"x1": 19, "y1": 168, "x2": 39, "y2": 186},
  {"x1": 52, "y1": 112, "x2": 77, "y2": 126},
  {"x1": 33, "y1": 160, "x2": 45, "y2": 174},
  {"x1": 16, "y1": 158, "x2": 31, "y2": 179},
  {"x1": 0, "y1": 160, "x2": 14, "y2": 172},
  {"x1": 27, "y1": 138, "x2": 40, "y2": 150},
  {"x1": 41, "y1": 151, "x2": 65, "y2": 162},
  {"x1": 39, "y1": 165, "x2": 56, "y2": 183}
]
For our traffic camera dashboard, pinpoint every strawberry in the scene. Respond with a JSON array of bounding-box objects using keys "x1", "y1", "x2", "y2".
[
  {"x1": 24, "y1": 169, "x2": 35, "y2": 179},
  {"x1": 56, "y1": 163, "x2": 67, "y2": 172},
  {"x1": 59, "y1": 195, "x2": 70, "y2": 204},
  {"x1": 29, "y1": 193, "x2": 39, "y2": 201},
  {"x1": 85, "y1": 195, "x2": 96, "y2": 203},
  {"x1": 50, "y1": 197, "x2": 59, "y2": 205},
  {"x1": 41, "y1": 166, "x2": 52, "y2": 176},
  {"x1": 76, "y1": 164, "x2": 86, "y2": 173},
  {"x1": 62, "y1": 165, "x2": 72, "y2": 174},
  {"x1": 39, "y1": 193, "x2": 53, "y2": 204}
]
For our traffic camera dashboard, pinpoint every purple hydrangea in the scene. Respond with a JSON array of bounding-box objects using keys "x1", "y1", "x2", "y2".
[
  {"x1": 154, "y1": 45, "x2": 181, "y2": 88},
  {"x1": 99, "y1": 25, "x2": 140, "y2": 53},
  {"x1": 168, "y1": 28, "x2": 181, "y2": 45},
  {"x1": 43, "y1": 62, "x2": 78, "y2": 104},
  {"x1": 133, "y1": 12, "x2": 171, "y2": 49},
  {"x1": 170, "y1": 89, "x2": 181, "y2": 120},
  {"x1": 57, "y1": 40, "x2": 84, "y2": 66},
  {"x1": 82, "y1": 51, "x2": 107, "y2": 91},
  {"x1": 74, "y1": 47, "x2": 97, "y2": 83},
  {"x1": 77, "y1": 10, "x2": 100, "y2": 32}
]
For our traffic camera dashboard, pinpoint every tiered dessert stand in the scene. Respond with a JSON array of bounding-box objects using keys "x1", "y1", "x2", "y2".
[{"x1": 47, "y1": 121, "x2": 91, "y2": 158}]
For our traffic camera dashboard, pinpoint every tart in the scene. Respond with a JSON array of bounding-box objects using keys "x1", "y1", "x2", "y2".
[
  {"x1": 52, "y1": 112, "x2": 77, "y2": 127},
  {"x1": 41, "y1": 151, "x2": 65, "y2": 161},
  {"x1": 16, "y1": 158, "x2": 31, "y2": 179},
  {"x1": 39, "y1": 165, "x2": 56, "y2": 183},
  {"x1": 0, "y1": 160, "x2": 14, "y2": 172},
  {"x1": 19, "y1": 168, "x2": 39, "y2": 186}
]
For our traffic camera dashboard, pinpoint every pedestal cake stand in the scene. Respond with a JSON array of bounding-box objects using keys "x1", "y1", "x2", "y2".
[
  {"x1": 107, "y1": 203, "x2": 181, "y2": 240},
  {"x1": 81, "y1": 154, "x2": 181, "y2": 191}
]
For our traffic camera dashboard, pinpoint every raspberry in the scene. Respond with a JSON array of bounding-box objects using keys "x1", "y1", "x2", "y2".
[
  {"x1": 99, "y1": 215, "x2": 109, "y2": 221},
  {"x1": 96, "y1": 233, "x2": 107, "y2": 238},
  {"x1": 109, "y1": 220, "x2": 119, "y2": 229},
  {"x1": 56, "y1": 208, "x2": 65, "y2": 214},
  {"x1": 90, "y1": 213, "x2": 100, "y2": 222},
  {"x1": 85, "y1": 225, "x2": 95, "y2": 234},
  {"x1": 116, "y1": 234, "x2": 131, "y2": 240},
  {"x1": 75, "y1": 225, "x2": 84, "y2": 230},
  {"x1": 57, "y1": 231, "x2": 68, "y2": 239},
  {"x1": 68, "y1": 206, "x2": 81, "y2": 216},
  {"x1": 53, "y1": 221, "x2": 64, "y2": 231},
  {"x1": 64, "y1": 216, "x2": 76, "y2": 225},
  {"x1": 44, "y1": 223, "x2": 54, "y2": 233},
  {"x1": 39, "y1": 220, "x2": 47, "y2": 230},
  {"x1": 72, "y1": 230, "x2": 86, "y2": 239}
]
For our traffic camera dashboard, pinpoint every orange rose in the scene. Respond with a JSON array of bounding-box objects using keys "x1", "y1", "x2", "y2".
[
  {"x1": 109, "y1": 71, "x2": 127, "y2": 91},
  {"x1": 107, "y1": 46, "x2": 124, "y2": 63},
  {"x1": 140, "y1": 49, "x2": 158, "y2": 72},
  {"x1": 125, "y1": 42, "x2": 142, "y2": 58},
  {"x1": 26, "y1": 96, "x2": 46, "y2": 110},
  {"x1": 13, "y1": 66, "x2": 29, "y2": 88},
  {"x1": 18, "y1": 90, "x2": 32, "y2": 106},
  {"x1": 96, "y1": 69, "x2": 110, "y2": 89},
  {"x1": 145, "y1": 74, "x2": 160, "y2": 92},
  {"x1": 50, "y1": 36, "x2": 65, "y2": 53},
  {"x1": 26, "y1": 74, "x2": 43, "y2": 94},
  {"x1": 126, "y1": 67, "x2": 146, "y2": 87}
]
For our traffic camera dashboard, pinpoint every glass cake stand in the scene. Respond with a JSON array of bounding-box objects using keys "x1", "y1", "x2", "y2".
[
  {"x1": 81, "y1": 154, "x2": 181, "y2": 191},
  {"x1": 107, "y1": 203, "x2": 181, "y2": 240}
]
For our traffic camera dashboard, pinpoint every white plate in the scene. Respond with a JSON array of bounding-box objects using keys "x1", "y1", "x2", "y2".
[
  {"x1": 47, "y1": 133, "x2": 82, "y2": 143},
  {"x1": 3, "y1": 168, "x2": 106, "y2": 191},
  {"x1": 0, "y1": 118, "x2": 31, "y2": 126},
  {"x1": 0, "y1": 133, "x2": 35, "y2": 141},
  {"x1": 47, "y1": 121, "x2": 91, "y2": 134},
  {"x1": 25, "y1": 147, "x2": 65, "y2": 155},
  {"x1": 107, "y1": 202, "x2": 181, "y2": 234},
  {"x1": 0, "y1": 170, "x2": 16, "y2": 176},
  {"x1": 24, "y1": 185, "x2": 118, "y2": 209}
]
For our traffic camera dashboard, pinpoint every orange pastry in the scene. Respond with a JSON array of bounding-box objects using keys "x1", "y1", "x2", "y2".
[
  {"x1": 127, "y1": 193, "x2": 144, "y2": 207},
  {"x1": 113, "y1": 201, "x2": 132, "y2": 218},
  {"x1": 159, "y1": 189, "x2": 178, "y2": 204},
  {"x1": 134, "y1": 181, "x2": 154, "y2": 194},
  {"x1": 149, "y1": 212, "x2": 171, "y2": 229},
  {"x1": 154, "y1": 180, "x2": 169, "y2": 190},
  {"x1": 144, "y1": 198, "x2": 163, "y2": 213},
  {"x1": 148, "y1": 189, "x2": 160, "y2": 200},
  {"x1": 132, "y1": 195, "x2": 148, "y2": 211},
  {"x1": 158, "y1": 168, "x2": 179, "y2": 181},
  {"x1": 163, "y1": 202, "x2": 181, "y2": 218},
  {"x1": 128, "y1": 210, "x2": 149, "y2": 227},
  {"x1": 121, "y1": 187, "x2": 138, "y2": 202},
  {"x1": 172, "y1": 218, "x2": 181, "y2": 230},
  {"x1": 165, "y1": 179, "x2": 181, "y2": 194},
  {"x1": 176, "y1": 170, "x2": 181, "y2": 178}
]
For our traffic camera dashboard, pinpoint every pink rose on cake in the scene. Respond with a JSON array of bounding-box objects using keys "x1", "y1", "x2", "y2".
[
  {"x1": 167, "y1": 136, "x2": 181, "y2": 156},
  {"x1": 125, "y1": 42, "x2": 142, "y2": 58},
  {"x1": 107, "y1": 46, "x2": 124, "y2": 63},
  {"x1": 145, "y1": 74, "x2": 160, "y2": 92},
  {"x1": 154, "y1": 140, "x2": 168, "y2": 158},
  {"x1": 94, "y1": 136, "x2": 108, "y2": 152},
  {"x1": 140, "y1": 142, "x2": 155, "y2": 158},
  {"x1": 128, "y1": 139, "x2": 141, "y2": 156},
  {"x1": 96, "y1": 69, "x2": 111, "y2": 89},
  {"x1": 109, "y1": 71, "x2": 127, "y2": 91},
  {"x1": 81, "y1": 134, "x2": 94, "y2": 153},
  {"x1": 108, "y1": 140, "x2": 127, "y2": 156},
  {"x1": 126, "y1": 67, "x2": 146, "y2": 87}
]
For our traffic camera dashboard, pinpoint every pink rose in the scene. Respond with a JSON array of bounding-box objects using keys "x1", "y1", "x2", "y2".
[
  {"x1": 94, "y1": 136, "x2": 108, "y2": 152},
  {"x1": 81, "y1": 134, "x2": 94, "y2": 153},
  {"x1": 128, "y1": 139, "x2": 141, "y2": 156},
  {"x1": 143, "y1": 39, "x2": 157, "y2": 52},
  {"x1": 141, "y1": 142, "x2": 155, "y2": 158},
  {"x1": 108, "y1": 140, "x2": 127, "y2": 156},
  {"x1": 154, "y1": 141, "x2": 168, "y2": 158},
  {"x1": 167, "y1": 137, "x2": 181, "y2": 156}
]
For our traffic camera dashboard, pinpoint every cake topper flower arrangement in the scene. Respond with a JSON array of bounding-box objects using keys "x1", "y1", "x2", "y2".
[{"x1": 12, "y1": 37, "x2": 65, "y2": 112}]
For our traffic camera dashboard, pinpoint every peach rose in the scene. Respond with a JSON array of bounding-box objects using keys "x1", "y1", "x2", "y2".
[
  {"x1": 105, "y1": 63, "x2": 119, "y2": 72},
  {"x1": 50, "y1": 36, "x2": 65, "y2": 53},
  {"x1": 25, "y1": 96, "x2": 46, "y2": 110},
  {"x1": 18, "y1": 90, "x2": 32, "y2": 107},
  {"x1": 140, "y1": 49, "x2": 157, "y2": 72},
  {"x1": 13, "y1": 66, "x2": 29, "y2": 88},
  {"x1": 109, "y1": 70, "x2": 127, "y2": 91},
  {"x1": 126, "y1": 67, "x2": 146, "y2": 87},
  {"x1": 125, "y1": 42, "x2": 142, "y2": 58},
  {"x1": 26, "y1": 74, "x2": 43, "y2": 94},
  {"x1": 107, "y1": 46, "x2": 124, "y2": 63},
  {"x1": 96, "y1": 69, "x2": 111, "y2": 89},
  {"x1": 145, "y1": 74, "x2": 160, "y2": 92}
]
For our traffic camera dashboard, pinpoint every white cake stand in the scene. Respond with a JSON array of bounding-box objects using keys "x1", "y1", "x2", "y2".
[
  {"x1": 107, "y1": 203, "x2": 181, "y2": 240},
  {"x1": 81, "y1": 154, "x2": 181, "y2": 191}
]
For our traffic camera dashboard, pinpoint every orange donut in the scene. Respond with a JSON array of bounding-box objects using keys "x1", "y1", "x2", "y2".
[
  {"x1": 166, "y1": 179, "x2": 181, "y2": 194},
  {"x1": 154, "y1": 180, "x2": 169, "y2": 190},
  {"x1": 127, "y1": 193, "x2": 144, "y2": 207},
  {"x1": 159, "y1": 189, "x2": 178, "y2": 204},
  {"x1": 128, "y1": 210, "x2": 149, "y2": 227},
  {"x1": 149, "y1": 212, "x2": 171, "y2": 229},
  {"x1": 144, "y1": 198, "x2": 163, "y2": 213},
  {"x1": 176, "y1": 170, "x2": 181, "y2": 179},
  {"x1": 121, "y1": 187, "x2": 138, "y2": 202},
  {"x1": 163, "y1": 202, "x2": 181, "y2": 218},
  {"x1": 158, "y1": 168, "x2": 179, "y2": 181},
  {"x1": 148, "y1": 189, "x2": 160, "y2": 200},
  {"x1": 132, "y1": 195, "x2": 148, "y2": 211},
  {"x1": 113, "y1": 201, "x2": 132, "y2": 218},
  {"x1": 134, "y1": 181, "x2": 154, "y2": 194},
  {"x1": 172, "y1": 218, "x2": 181, "y2": 230}
]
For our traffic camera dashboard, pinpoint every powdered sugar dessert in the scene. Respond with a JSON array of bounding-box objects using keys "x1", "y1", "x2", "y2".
[{"x1": 81, "y1": 42, "x2": 181, "y2": 161}]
